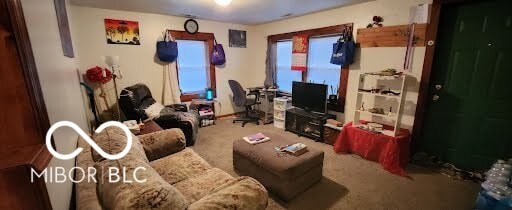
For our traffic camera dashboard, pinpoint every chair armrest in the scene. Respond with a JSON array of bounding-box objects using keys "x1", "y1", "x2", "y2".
[
  {"x1": 188, "y1": 177, "x2": 268, "y2": 210},
  {"x1": 138, "y1": 129, "x2": 186, "y2": 161},
  {"x1": 165, "y1": 103, "x2": 188, "y2": 112}
]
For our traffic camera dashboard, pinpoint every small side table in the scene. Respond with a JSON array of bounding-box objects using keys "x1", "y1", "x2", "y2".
[
  {"x1": 190, "y1": 99, "x2": 217, "y2": 127},
  {"x1": 137, "y1": 120, "x2": 163, "y2": 136},
  {"x1": 323, "y1": 124, "x2": 342, "y2": 145}
]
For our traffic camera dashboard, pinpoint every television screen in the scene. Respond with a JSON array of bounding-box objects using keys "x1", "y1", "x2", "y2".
[{"x1": 292, "y1": 82, "x2": 327, "y2": 114}]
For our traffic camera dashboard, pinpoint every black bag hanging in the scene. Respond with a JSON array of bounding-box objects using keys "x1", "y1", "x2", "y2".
[
  {"x1": 156, "y1": 30, "x2": 178, "y2": 62},
  {"x1": 330, "y1": 27, "x2": 355, "y2": 67}
]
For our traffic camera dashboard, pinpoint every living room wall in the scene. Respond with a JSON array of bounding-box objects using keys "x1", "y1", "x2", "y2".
[
  {"x1": 247, "y1": 0, "x2": 432, "y2": 130},
  {"x1": 20, "y1": 0, "x2": 89, "y2": 209},
  {"x1": 70, "y1": 6, "x2": 253, "y2": 116}
]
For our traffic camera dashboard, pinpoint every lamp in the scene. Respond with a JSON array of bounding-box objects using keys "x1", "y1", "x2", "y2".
[
  {"x1": 205, "y1": 88, "x2": 214, "y2": 101},
  {"x1": 102, "y1": 55, "x2": 122, "y2": 121},
  {"x1": 214, "y1": 0, "x2": 232, "y2": 6}
]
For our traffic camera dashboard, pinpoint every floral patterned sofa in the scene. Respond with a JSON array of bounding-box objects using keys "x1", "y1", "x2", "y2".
[{"x1": 75, "y1": 127, "x2": 268, "y2": 210}]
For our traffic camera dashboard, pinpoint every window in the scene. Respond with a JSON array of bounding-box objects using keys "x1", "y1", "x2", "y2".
[
  {"x1": 276, "y1": 41, "x2": 302, "y2": 92},
  {"x1": 170, "y1": 30, "x2": 215, "y2": 102},
  {"x1": 176, "y1": 40, "x2": 208, "y2": 93},
  {"x1": 268, "y1": 24, "x2": 352, "y2": 110},
  {"x1": 307, "y1": 36, "x2": 341, "y2": 92}
]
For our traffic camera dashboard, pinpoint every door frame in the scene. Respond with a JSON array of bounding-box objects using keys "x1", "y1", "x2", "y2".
[{"x1": 412, "y1": 0, "x2": 485, "y2": 149}]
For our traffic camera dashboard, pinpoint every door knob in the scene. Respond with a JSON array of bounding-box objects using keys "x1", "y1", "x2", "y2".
[
  {"x1": 435, "y1": 84, "x2": 442, "y2": 90},
  {"x1": 433, "y1": 95, "x2": 440, "y2": 101}
]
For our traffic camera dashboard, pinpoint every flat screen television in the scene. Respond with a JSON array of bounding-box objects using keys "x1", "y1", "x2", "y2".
[{"x1": 292, "y1": 81, "x2": 328, "y2": 114}]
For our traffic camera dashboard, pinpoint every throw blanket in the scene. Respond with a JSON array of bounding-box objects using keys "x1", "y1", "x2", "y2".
[{"x1": 159, "y1": 108, "x2": 199, "y2": 142}]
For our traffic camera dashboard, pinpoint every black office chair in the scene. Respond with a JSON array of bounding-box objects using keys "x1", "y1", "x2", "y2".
[{"x1": 228, "y1": 80, "x2": 260, "y2": 127}]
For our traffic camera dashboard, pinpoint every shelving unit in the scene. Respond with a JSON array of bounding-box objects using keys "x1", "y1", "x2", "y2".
[
  {"x1": 353, "y1": 73, "x2": 408, "y2": 137},
  {"x1": 357, "y1": 91, "x2": 401, "y2": 99},
  {"x1": 273, "y1": 97, "x2": 292, "y2": 129}
]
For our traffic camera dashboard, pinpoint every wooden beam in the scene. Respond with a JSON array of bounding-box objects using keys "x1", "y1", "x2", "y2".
[
  {"x1": 268, "y1": 23, "x2": 353, "y2": 42},
  {"x1": 356, "y1": 24, "x2": 427, "y2": 47}
]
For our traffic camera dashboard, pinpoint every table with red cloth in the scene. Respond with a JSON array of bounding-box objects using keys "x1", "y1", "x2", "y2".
[{"x1": 333, "y1": 122, "x2": 411, "y2": 177}]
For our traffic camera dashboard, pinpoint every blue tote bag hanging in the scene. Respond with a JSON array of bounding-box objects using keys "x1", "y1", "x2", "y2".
[
  {"x1": 330, "y1": 27, "x2": 355, "y2": 67},
  {"x1": 157, "y1": 30, "x2": 178, "y2": 62}
]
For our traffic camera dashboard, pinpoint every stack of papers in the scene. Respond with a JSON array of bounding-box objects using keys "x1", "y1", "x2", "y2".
[
  {"x1": 275, "y1": 143, "x2": 308, "y2": 156},
  {"x1": 243, "y1": 133, "x2": 270, "y2": 145}
]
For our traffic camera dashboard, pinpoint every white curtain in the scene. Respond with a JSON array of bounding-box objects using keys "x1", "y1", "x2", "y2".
[{"x1": 162, "y1": 62, "x2": 181, "y2": 105}]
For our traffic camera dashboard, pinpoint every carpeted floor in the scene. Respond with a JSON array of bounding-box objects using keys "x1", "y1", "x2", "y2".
[{"x1": 190, "y1": 118, "x2": 480, "y2": 210}]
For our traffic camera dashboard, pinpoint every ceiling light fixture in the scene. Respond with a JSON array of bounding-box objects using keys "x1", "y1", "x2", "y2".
[{"x1": 214, "y1": 0, "x2": 232, "y2": 6}]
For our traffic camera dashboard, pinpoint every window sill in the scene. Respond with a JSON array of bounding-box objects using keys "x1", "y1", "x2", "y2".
[
  {"x1": 180, "y1": 90, "x2": 216, "y2": 102},
  {"x1": 181, "y1": 93, "x2": 201, "y2": 102}
]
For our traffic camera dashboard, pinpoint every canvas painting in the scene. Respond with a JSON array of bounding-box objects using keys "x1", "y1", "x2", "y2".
[
  {"x1": 229, "y1": 29, "x2": 246, "y2": 48},
  {"x1": 104, "y1": 19, "x2": 140, "y2": 45}
]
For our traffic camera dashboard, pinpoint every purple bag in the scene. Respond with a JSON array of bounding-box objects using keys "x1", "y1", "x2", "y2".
[{"x1": 210, "y1": 39, "x2": 226, "y2": 65}]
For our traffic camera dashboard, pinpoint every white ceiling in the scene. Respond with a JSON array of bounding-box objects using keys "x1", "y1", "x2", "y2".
[{"x1": 69, "y1": 0, "x2": 372, "y2": 25}]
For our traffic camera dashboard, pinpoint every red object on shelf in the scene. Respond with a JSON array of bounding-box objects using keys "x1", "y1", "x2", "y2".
[
  {"x1": 333, "y1": 121, "x2": 411, "y2": 177},
  {"x1": 86, "y1": 66, "x2": 112, "y2": 84}
]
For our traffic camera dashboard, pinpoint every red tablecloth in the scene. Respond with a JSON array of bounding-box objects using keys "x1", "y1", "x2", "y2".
[{"x1": 333, "y1": 122, "x2": 411, "y2": 177}]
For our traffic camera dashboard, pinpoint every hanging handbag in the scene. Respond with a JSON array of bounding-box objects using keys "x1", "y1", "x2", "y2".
[
  {"x1": 330, "y1": 27, "x2": 355, "y2": 67},
  {"x1": 210, "y1": 38, "x2": 226, "y2": 65},
  {"x1": 157, "y1": 30, "x2": 178, "y2": 62}
]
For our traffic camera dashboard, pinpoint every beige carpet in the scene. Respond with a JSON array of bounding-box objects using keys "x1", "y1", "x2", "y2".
[{"x1": 190, "y1": 118, "x2": 480, "y2": 210}]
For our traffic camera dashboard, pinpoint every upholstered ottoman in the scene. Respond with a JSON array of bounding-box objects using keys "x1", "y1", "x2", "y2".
[{"x1": 233, "y1": 132, "x2": 324, "y2": 201}]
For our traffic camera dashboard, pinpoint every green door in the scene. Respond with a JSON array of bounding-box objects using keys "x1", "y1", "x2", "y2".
[{"x1": 418, "y1": 0, "x2": 512, "y2": 170}]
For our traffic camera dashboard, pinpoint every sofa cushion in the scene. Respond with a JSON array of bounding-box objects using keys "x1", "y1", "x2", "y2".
[
  {"x1": 92, "y1": 127, "x2": 149, "y2": 163},
  {"x1": 138, "y1": 128, "x2": 186, "y2": 161},
  {"x1": 173, "y1": 168, "x2": 234, "y2": 204},
  {"x1": 187, "y1": 177, "x2": 268, "y2": 210},
  {"x1": 150, "y1": 148, "x2": 211, "y2": 184},
  {"x1": 76, "y1": 138, "x2": 103, "y2": 210},
  {"x1": 95, "y1": 157, "x2": 188, "y2": 210}
]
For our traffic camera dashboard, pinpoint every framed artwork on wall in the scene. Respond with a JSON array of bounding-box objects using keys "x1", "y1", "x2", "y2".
[
  {"x1": 229, "y1": 29, "x2": 246, "y2": 48},
  {"x1": 104, "y1": 19, "x2": 140, "y2": 45},
  {"x1": 54, "y1": 0, "x2": 74, "y2": 57}
]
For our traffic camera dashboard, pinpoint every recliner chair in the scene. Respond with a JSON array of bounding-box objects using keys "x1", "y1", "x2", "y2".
[
  {"x1": 228, "y1": 80, "x2": 260, "y2": 127},
  {"x1": 119, "y1": 83, "x2": 199, "y2": 146}
]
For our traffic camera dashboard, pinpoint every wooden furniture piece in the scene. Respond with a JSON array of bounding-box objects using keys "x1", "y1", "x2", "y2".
[
  {"x1": 0, "y1": 0, "x2": 52, "y2": 209},
  {"x1": 322, "y1": 124, "x2": 342, "y2": 145},
  {"x1": 356, "y1": 24, "x2": 427, "y2": 48},
  {"x1": 273, "y1": 97, "x2": 291, "y2": 129},
  {"x1": 190, "y1": 99, "x2": 216, "y2": 127},
  {"x1": 334, "y1": 122, "x2": 411, "y2": 177},
  {"x1": 353, "y1": 73, "x2": 408, "y2": 137},
  {"x1": 285, "y1": 108, "x2": 333, "y2": 141},
  {"x1": 137, "y1": 120, "x2": 163, "y2": 136}
]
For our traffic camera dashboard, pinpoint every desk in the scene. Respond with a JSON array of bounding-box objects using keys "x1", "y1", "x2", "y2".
[
  {"x1": 333, "y1": 121, "x2": 411, "y2": 177},
  {"x1": 248, "y1": 87, "x2": 278, "y2": 124}
]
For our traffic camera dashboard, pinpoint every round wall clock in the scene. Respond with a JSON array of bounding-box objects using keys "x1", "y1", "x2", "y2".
[{"x1": 184, "y1": 19, "x2": 199, "y2": 34}]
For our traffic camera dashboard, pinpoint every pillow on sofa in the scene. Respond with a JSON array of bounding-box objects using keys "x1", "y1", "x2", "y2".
[
  {"x1": 95, "y1": 158, "x2": 188, "y2": 210},
  {"x1": 91, "y1": 127, "x2": 149, "y2": 163},
  {"x1": 138, "y1": 129, "x2": 187, "y2": 161},
  {"x1": 145, "y1": 102, "x2": 165, "y2": 119}
]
